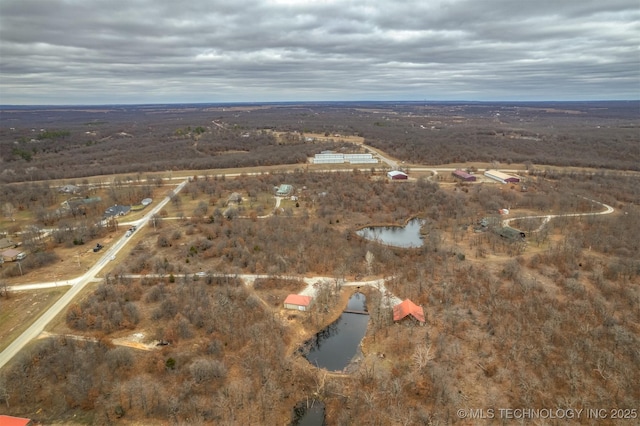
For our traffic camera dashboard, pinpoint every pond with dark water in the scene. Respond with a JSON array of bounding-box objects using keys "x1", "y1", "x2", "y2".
[
  {"x1": 301, "y1": 293, "x2": 369, "y2": 371},
  {"x1": 356, "y1": 218, "x2": 424, "y2": 248},
  {"x1": 291, "y1": 400, "x2": 326, "y2": 426}
]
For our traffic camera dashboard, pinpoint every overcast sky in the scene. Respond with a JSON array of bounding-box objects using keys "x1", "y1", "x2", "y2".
[{"x1": 1, "y1": 0, "x2": 638, "y2": 105}]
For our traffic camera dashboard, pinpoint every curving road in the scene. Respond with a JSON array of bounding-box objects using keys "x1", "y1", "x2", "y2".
[{"x1": 502, "y1": 196, "x2": 614, "y2": 231}]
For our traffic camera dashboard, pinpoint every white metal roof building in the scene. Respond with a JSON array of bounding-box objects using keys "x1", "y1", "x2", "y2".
[
  {"x1": 387, "y1": 170, "x2": 408, "y2": 180},
  {"x1": 484, "y1": 170, "x2": 520, "y2": 184},
  {"x1": 312, "y1": 152, "x2": 378, "y2": 164},
  {"x1": 344, "y1": 153, "x2": 378, "y2": 164}
]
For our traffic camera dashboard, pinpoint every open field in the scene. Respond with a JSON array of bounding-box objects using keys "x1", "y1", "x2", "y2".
[{"x1": 0, "y1": 288, "x2": 66, "y2": 352}]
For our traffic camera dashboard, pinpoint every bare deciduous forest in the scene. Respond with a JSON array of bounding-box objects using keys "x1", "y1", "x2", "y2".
[
  {"x1": 0, "y1": 102, "x2": 638, "y2": 425},
  {"x1": 1, "y1": 102, "x2": 638, "y2": 184}
]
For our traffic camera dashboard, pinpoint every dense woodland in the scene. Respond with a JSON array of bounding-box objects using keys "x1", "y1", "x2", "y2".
[
  {"x1": 1, "y1": 101, "x2": 638, "y2": 183},
  {"x1": 0, "y1": 102, "x2": 638, "y2": 424},
  {"x1": 1, "y1": 167, "x2": 639, "y2": 424}
]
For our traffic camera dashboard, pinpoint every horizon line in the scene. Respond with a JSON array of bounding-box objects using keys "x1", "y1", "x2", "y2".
[{"x1": 2, "y1": 99, "x2": 639, "y2": 108}]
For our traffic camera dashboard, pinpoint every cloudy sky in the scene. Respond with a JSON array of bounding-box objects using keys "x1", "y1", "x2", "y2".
[{"x1": 1, "y1": 0, "x2": 638, "y2": 104}]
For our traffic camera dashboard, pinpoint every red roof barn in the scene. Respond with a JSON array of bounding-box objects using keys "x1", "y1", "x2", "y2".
[
  {"x1": 452, "y1": 169, "x2": 476, "y2": 181},
  {"x1": 387, "y1": 170, "x2": 408, "y2": 180},
  {"x1": 393, "y1": 299, "x2": 425, "y2": 323},
  {"x1": 284, "y1": 294, "x2": 313, "y2": 311},
  {"x1": 0, "y1": 416, "x2": 33, "y2": 426}
]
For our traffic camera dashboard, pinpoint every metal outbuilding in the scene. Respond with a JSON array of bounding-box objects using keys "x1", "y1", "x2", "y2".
[
  {"x1": 387, "y1": 170, "x2": 408, "y2": 180},
  {"x1": 484, "y1": 170, "x2": 520, "y2": 184}
]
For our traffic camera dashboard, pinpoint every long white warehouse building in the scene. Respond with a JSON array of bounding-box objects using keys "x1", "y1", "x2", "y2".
[{"x1": 312, "y1": 152, "x2": 378, "y2": 164}]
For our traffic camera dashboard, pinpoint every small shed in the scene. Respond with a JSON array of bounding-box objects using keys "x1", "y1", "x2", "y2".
[
  {"x1": 393, "y1": 299, "x2": 425, "y2": 323},
  {"x1": 284, "y1": 294, "x2": 312, "y2": 311},
  {"x1": 387, "y1": 170, "x2": 408, "y2": 180}
]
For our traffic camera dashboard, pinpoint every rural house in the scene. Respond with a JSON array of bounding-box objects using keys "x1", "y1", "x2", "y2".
[
  {"x1": 104, "y1": 204, "x2": 131, "y2": 218},
  {"x1": 276, "y1": 184, "x2": 293, "y2": 197}
]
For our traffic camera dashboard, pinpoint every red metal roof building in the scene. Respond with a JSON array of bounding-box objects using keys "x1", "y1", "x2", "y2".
[
  {"x1": 452, "y1": 169, "x2": 476, "y2": 181},
  {"x1": 284, "y1": 294, "x2": 313, "y2": 311},
  {"x1": 387, "y1": 170, "x2": 408, "y2": 180},
  {"x1": 0, "y1": 415, "x2": 33, "y2": 426},
  {"x1": 393, "y1": 299, "x2": 425, "y2": 323}
]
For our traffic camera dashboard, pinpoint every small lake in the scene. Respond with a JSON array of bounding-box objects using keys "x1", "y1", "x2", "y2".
[
  {"x1": 356, "y1": 218, "x2": 424, "y2": 248},
  {"x1": 302, "y1": 293, "x2": 369, "y2": 372}
]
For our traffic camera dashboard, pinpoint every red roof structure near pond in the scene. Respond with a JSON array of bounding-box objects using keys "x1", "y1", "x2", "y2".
[
  {"x1": 0, "y1": 415, "x2": 33, "y2": 426},
  {"x1": 284, "y1": 294, "x2": 313, "y2": 311},
  {"x1": 393, "y1": 299, "x2": 425, "y2": 322}
]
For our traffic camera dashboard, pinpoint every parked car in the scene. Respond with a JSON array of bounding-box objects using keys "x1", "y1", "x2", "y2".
[
  {"x1": 125, "y1": 230, "x2": 132, "y2": 237},
  {"x1": 16, "y1": 252, "x2": 27, "y2": 260},
  {"x1": 93, "y1": 243, "x2": 103, "y2": 252}
]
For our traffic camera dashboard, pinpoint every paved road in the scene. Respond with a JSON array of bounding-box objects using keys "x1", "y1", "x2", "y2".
[{"x1": 0, "y1": 179, "x2": 189, "y2": 371}]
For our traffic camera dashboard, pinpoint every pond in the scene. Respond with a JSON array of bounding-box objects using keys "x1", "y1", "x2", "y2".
[
  {"x1": 356, "y1": 218, "x2": 424, "y2": 248},
  {"x1": 301, "y1": 293, "x2": 369, "y2": 372},
  {"x1": 291, "y1": 400, "x2": 326, "y2": 426}
]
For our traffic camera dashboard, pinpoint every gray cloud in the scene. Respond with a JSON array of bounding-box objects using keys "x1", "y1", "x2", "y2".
[{"x1": 1, "y1": 0, "x2": 638, "y2": 104}]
